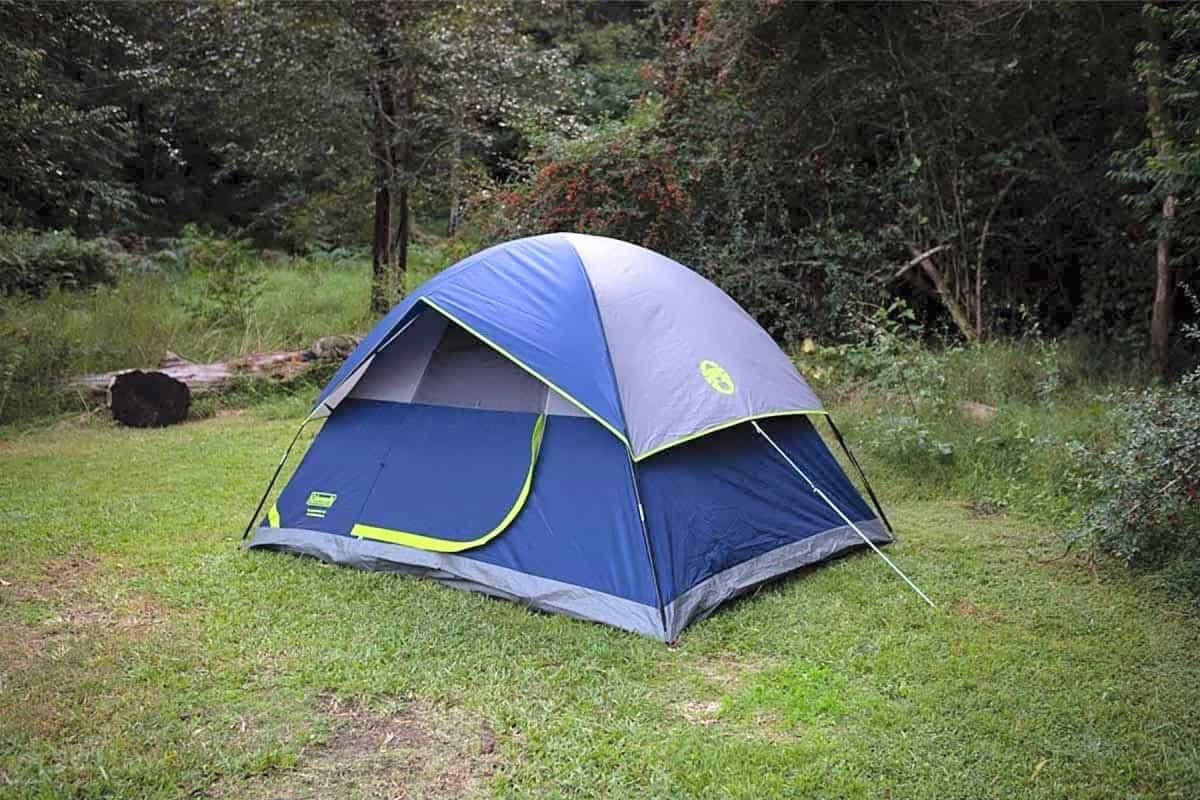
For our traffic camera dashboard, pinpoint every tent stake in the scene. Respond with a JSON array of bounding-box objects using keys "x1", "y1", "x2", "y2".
[
  {"x1": 241, "y1": 418, "x2": 312, "y2": 540},
  {"x1": 752, "y1": 421, "x2": 936, "y2": 609}
]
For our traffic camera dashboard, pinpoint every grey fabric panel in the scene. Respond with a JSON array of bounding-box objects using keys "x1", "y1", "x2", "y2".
[
  {"x1": 350, "y1": 311, "x2": 447, "y2": 404},
  {"x1": 246, "y1": 527, "x2": 666, "y2": 640},
  {"x1": 413, "y1": 321, "x2": 547, "y2": 413},
  {"x1": 544, "y1": 388, "x2": 588, "y2": 417},
  {"x1": 663, "y1": 519, "x2": 891, "y2": 640},
  {"x1": 314, "y1": 353, "x2": 374, "y2": 417},
  {"x1": 564, "y1": 233, "x2": 823, "y2": 458}
]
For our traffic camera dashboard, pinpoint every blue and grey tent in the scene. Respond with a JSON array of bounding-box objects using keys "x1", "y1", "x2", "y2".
[{"x1": 244, "y1": 233, "x2": 927, "y2": 641}]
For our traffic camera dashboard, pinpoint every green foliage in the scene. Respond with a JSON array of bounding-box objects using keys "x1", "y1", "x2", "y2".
[
  {"x1": 0, "y1": 1, "x2": 144, "y2": 232},
  {"x1": 487, "y1": 101, "x2": 691, "y2": 250},
  {"x1": 0, "y1": 229, "x2": 119, "y2": 296},
  {"x1": 1109, "y1": 2, "x2": 1200, "y2": 274},
  {"x1": 817, "y1": 331, "x2": 1126, "y2": 524},
  {"x1": 0, "y1": 228, "x2": 475, "y2": 427},
  {"x1": 175, "y1": 225, "x2": 265, "y2": 327},
  {"x1": 0, "y1": 244, "x2": 379, "y2": 427},
  {"x1": 1072, "y1": 309, "x2": 1200, "y2": 600},
  {"x1": 280, "y1": 178, "x2": 374, "y2": 252}
]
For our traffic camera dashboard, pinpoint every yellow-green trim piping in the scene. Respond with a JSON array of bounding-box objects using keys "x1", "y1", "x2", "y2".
[
  {"x1": 267, "y1": 503, "x2": 280, "y2": 528},
  {"x1": 419, "y1": 297, "x2": 632, "y2": 451},
  {"x1": 633, "y1": 409, "x2": 828, "y2": 462},
  {"x1": 351, "y1": 414, "x2": 546, "y2": 552}
]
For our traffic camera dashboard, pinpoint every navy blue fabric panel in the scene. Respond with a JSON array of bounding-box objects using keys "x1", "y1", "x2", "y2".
[
  {"x1": 274, "y1": 400, "x2": 657, "y2": 607},
  {"x1": 760, "y1": 415, "x2": 875, "y2": 526},
  {"x1": 465, "y1": 415, "x2": 657, "y2": 607},
  {"x1": 272, "y1": 400, "x2": 397, "y2": 535},
  {"x1": 637, "y1": 416, "x2": 877, "y2": 604},
  {"x1": 356, "y1": 403, "x2": 539, "y2": 543}
]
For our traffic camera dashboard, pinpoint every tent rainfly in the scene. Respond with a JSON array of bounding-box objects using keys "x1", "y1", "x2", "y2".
[{"x1": 244, "y1": 233, "x2": 930, "y2": 641}]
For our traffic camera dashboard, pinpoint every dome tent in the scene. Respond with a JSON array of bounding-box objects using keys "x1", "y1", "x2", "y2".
[{"x1": 244, "y1": 233, "x2": 912, "y2": 641}]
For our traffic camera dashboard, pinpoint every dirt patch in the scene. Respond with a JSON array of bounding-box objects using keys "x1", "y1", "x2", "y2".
[
  {"x1": 208, "y1": 694, "x2": 501, "y2": 799},
  {"x1": 680, "y1": 700, "x2": 721, "y2": 726},
  {"x1": 952, "y1": 598, "x2": 1006, "y2": 624},
  {"x1": 0, "y1": 552, "x2": 166, "y2": 673},
  {"x1": 674, "y1": 652, "x2": 772, "y2": 729},
  {"x1": 690, "y1": 652, "x2": 767, "y2": 690},
  {"x1": 1, "y1": 551, "x2": 101, "y2": 604},
  {"x1": 964, "y1": 498, "x2": 1007, "y2": 517}
]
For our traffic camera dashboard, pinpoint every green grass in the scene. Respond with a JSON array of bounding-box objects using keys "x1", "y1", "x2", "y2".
[
  {"x1": 0, "y1": 240, "x2": 457, "y2": 426},
  {"x1": 2, "y1": 409, "x2": 1199, "y2": 798}
]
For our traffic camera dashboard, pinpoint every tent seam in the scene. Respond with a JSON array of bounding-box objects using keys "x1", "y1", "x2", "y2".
[{"x1": 562, "y1": 233, "x2": 668, "y2": 639}]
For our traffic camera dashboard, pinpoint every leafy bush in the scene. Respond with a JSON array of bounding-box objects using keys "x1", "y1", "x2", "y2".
[
  {"x1": 0, "y1": 229, "x2": 119, "y2": 296},
  {"x1": 485, "y1": 102, "x2": 692, "y2": 251},
  {"x1": 1072, "y1": 335, "x2": 1200, "y2": 599},
  {"x1": 175, "y1": 225, "x2": 265, "y2": 327},
  {"x1": 279, "y1": 177, "x2": 374, "y2": 252}
]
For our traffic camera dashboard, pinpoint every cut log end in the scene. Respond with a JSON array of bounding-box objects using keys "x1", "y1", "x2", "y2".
[{"x1": 108, "y1": 370, "x2": 191, "y2": 428}]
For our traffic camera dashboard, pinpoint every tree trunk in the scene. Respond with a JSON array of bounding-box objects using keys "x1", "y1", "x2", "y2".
[
  {"x1": 369, "y1": 25, "x2": 398, "y2": 316},
  {"x1": 906, "y1": 247, "x2": 978, "y2": 342},
  {"x1": 371, "y1": 175, "x2": 392, "y2": 316},
  {"x1": 392, "y1": 83, "x2": 415, "y2": 301},
  {"x1": 370, "y1": 73, "x2": 397, "y2": 315},
  {"x1": 1152, "y1": 194, "x2": 1176, "y2": 375},
  {"x1": 1146, "y1": 9, "x2": 1175, "y2": 378},
  {"x1": 447, "y1": 106, "x2": 463, "y2": 237}
]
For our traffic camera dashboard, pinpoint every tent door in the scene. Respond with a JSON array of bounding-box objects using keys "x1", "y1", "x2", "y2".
[{"x1": 349, "y1": 405, "x2": 546, "y2": 553}]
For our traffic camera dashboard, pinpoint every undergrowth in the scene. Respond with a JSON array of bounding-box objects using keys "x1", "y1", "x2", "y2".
[
  {"x1": 0, "y1": 236, "x2": 462, "y2": 426},
  {"x1": 808, "y1": 300, "x2": 1198, "y2": 601}
]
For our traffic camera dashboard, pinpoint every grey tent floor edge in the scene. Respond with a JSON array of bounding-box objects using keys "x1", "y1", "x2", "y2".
[
  {"x1": 247, "y1": 521, "x2": 888, "y2": 643},
  {"x1": 661, "y1": 519, "x2": 890, "y2": 641},
  {"x1": 245, "y1": 527, "x2": 666, "y2": 640}
]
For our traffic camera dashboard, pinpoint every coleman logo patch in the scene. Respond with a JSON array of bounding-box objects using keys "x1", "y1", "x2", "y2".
[
  {"x1": 305, "y1": 491, "x2": 338, "y2": 519},
  {"x1": 699, "y1": 360, "x2": 735, "y2": 395}
]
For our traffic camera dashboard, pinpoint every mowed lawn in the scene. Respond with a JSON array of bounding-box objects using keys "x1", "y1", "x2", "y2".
[{"x1": 1, "y1": 410, "x2": 1199, "y2": 799}]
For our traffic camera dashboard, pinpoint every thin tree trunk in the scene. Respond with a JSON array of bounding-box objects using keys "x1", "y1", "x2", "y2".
[
  {"x1": 392, "y1": 83, "x2": 415, "y2": 301},
  {"x1": 909, "y1": 247, "x2": 978, "y2": 342},
  {"x1": 1146, "y1": 9, "x2": 1175, "y2": 377},
  {"x1": 973, "y1": 175, "x2": 1018, "y2": 340},
  {"x1": 447, "y1": 106, "x2": 462, "y2": 237},
  {"x1": 371, "y1": 175, "x2": 393, "y2": 315},
  {"x1": 369, "y1": 67, "x2": 395, "y2": 315},
  {"x1": 1152, "y1": 194, "x2": 1176, "y2": 373}
]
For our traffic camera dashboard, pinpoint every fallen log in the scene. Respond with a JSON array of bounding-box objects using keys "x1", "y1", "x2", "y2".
[{"x1": 68, "y1": 335, "x2": 360, "y2": 423}]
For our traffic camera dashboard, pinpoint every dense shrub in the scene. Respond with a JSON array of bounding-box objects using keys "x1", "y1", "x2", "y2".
[
  {"x1": 175, "y1": 225, "x2": 265, "y2": 327},
  {"x1": 485, "y1": 102, "x2": 691, "y2": 251},
  {"x1": 1072, "y1": 338, "x2": 1200, "y2": 599},
  {"x1": 279, "y1": 178, "x2": 374, "y2": 252},
  {"x1": 0, "y1": 229, "x2": 119, "y2": 296}
]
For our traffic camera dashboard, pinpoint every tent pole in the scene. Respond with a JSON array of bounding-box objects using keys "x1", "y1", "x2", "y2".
[
  {"x1": 751, "y1": 421, "x2": 935, "y2": 609},
  {"x1": 825, "y1": 416, "x2": 894, "y2": 535},
  {"x1": 240, "y1": 418, "x2": 312, "y2": 541}
]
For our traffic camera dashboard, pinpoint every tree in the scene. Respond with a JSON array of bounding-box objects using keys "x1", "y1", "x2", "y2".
[
  {"x1": 170, "y1": 0, "x2": 567, "y2": 315},
  {"x1": 0, "y1": 0, "x2": 144, "y2": 232},
  {"x1": 1113, "y1": 2, "x2": 1200, "y2": 377}
]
